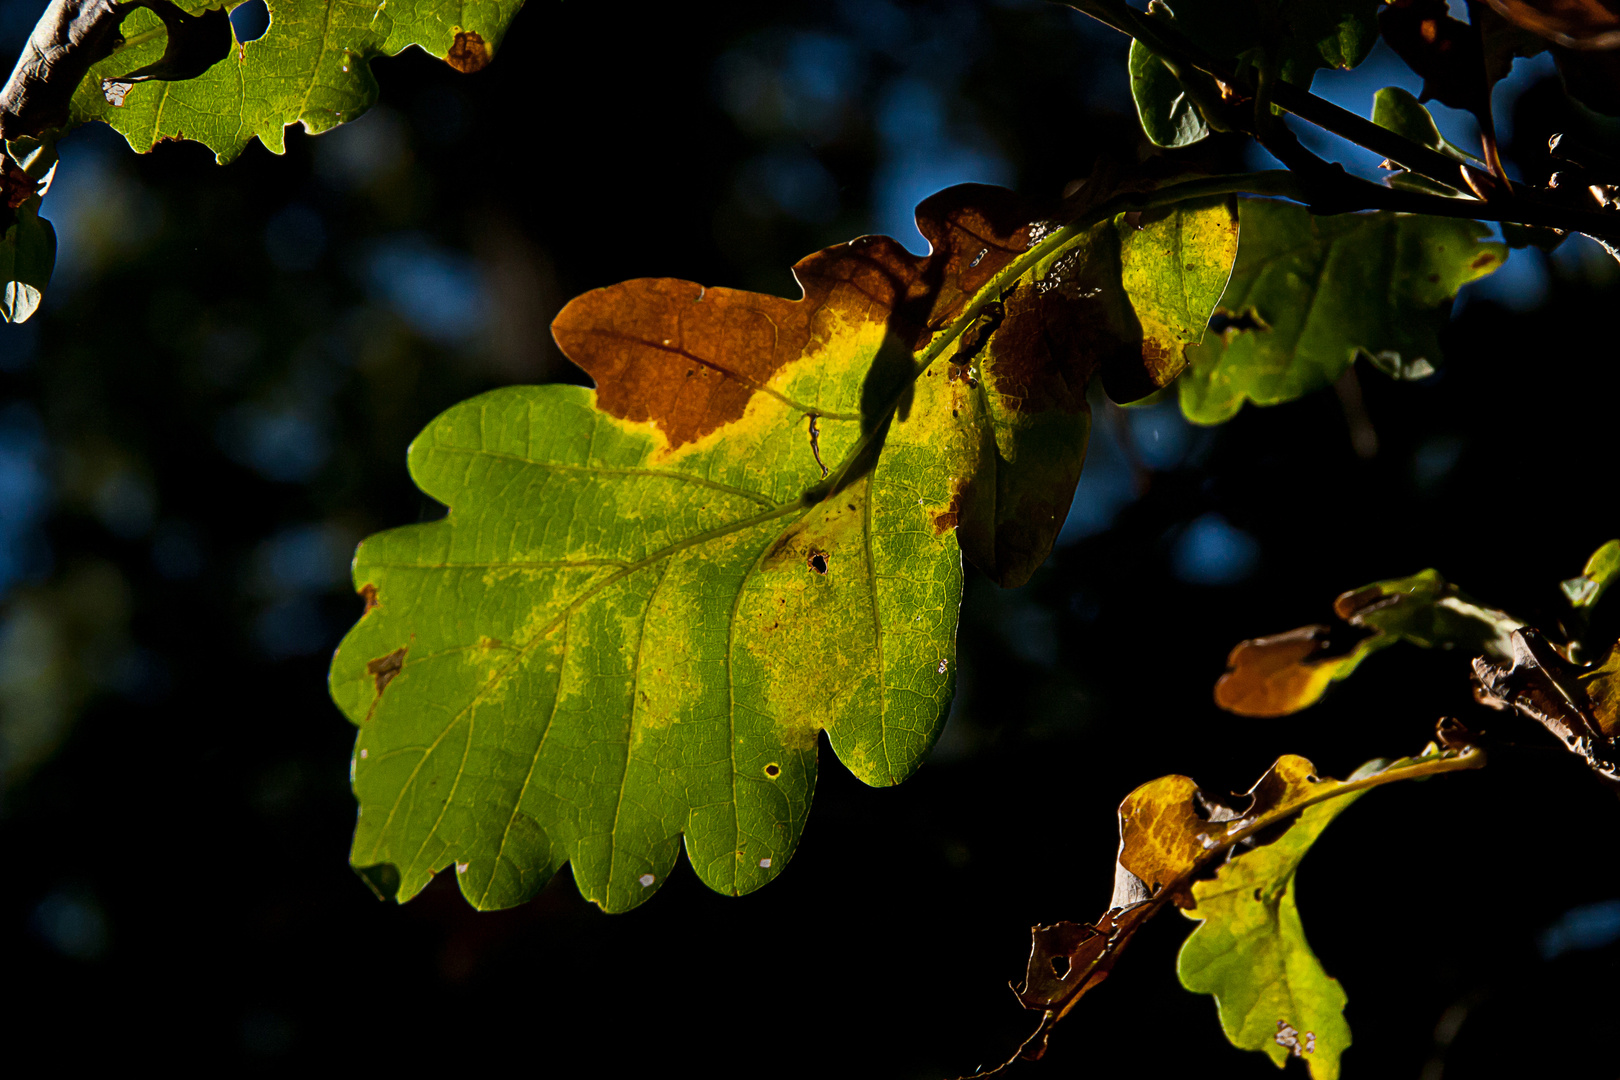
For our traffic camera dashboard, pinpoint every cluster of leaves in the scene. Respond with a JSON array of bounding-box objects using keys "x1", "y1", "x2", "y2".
[
  {"x1": 6, "y1": 0, "x2": 1620, "y2": 1073},
  {"x1": 992, "y1": 536, "x2": 1620, "y2": 1076}
]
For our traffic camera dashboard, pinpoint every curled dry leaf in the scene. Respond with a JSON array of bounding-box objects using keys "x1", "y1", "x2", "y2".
[
  {"x1": 1472, "y1": 627, "x2": 1620, "y2": 788},
  {"x1": 997, "y1": 744, "x2": 1484, "y2": 1075},
  {"x1": 331, "y1": 180, "x2": 1238, "y2": 913},
  {"x1": 1215, "y1": 569, "x2": 1520, "y2": 717}
]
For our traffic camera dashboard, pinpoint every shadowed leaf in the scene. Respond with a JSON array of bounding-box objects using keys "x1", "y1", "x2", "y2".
[
  {"x1": 329, "y1": 182, "x2": 1237, "y2": 913},
  {"x1": 1178, "y1": 199, "x2": 1504, "y2": 425},
  {"x1": 1129, "y1": 38, "x2": 1210, "y2": 148},
  {"x1": 1125, "y1": 0, "x2": 1378, "y2": 148},
  {"x1": 1215, "y1": 569, "x2": 1519, "y2": 717}
]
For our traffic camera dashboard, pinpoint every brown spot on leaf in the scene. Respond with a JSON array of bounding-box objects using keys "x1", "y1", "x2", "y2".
[
  {"x1": 806, "y1": 548, "x2": 829, "y2": 575},
  {"x1": 360, "y1": 583, "x2": 379, "y2": 614},
  {"x1": 1471, "y1": 251, "x2": 1499, "y2": 269},
  {"x1": 550, "y1": 185, "x2": 1038, "y2": 450},
  {"x1": 367, "y1": 647, "x2": 407, "y2": 695},
  {"x1": 446, "y1": 30, "x2": 490, "y2": 73}
]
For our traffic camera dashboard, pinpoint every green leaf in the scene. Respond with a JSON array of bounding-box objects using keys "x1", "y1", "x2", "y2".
[
  {"x1": 1007, "y1": 743, "x2": 1484, "y2": 1072},
  {"x1": 1562, "y1": 539, "x2": 1620, "y2": 609},
  {"x1": 0, "y1": 205, "x2": 56, "y2": 324},
  {"x1": 329, "y1": 183, "x2": 1237, "y2": 912},
  {"x1": 0, "y1": 136, "x2": 60, "y2": 324},
  {"x1": 1152, "y1": 0, "x2": 1378, "y2": 89},
  {"x1": 1177, "y1": 198, "x2": 1505, "y2": 425},
  {"x1": 1176, "y1": 756, "x2": 1387, "y2": 1080},
  {"x1": 1129, "y1": 39, "x2": 1210, "y2": 148},
  {"x1": 1214, "y1": 568, "x2": 1520, "y2": 716},
  {"x1": 70, "y1": 0, "x2": 521, "y2": 162}
]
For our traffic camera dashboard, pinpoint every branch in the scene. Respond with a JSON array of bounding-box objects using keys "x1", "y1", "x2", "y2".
[
  {"x1": 0, "y1": 0, "x2": 127, "y2": 140},
  {"x1": 0, "y1": 0, "x2": 231, "y2": 142},
  {"x1": 1057, "y1": 0, "x2": 1620, "y2": 238}
]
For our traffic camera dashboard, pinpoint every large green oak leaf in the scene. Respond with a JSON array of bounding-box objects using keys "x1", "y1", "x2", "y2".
[
  {"x1": 69, "y1": 0, "x2": 521, "y2": 161},
  {"x1": 328, "y1": 184, "x2": 1238, "y2": 912},
  {"x1": 1178, "y1": 198, "x2": 1505, "y2": 425}
]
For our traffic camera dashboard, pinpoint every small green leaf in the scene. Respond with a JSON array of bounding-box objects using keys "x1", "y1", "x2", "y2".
[
  {"x1": 71, "y1": 0, "x2": 522, "y2": 162},
  {"x1": 1562, "y1": 539, "x2": 1620, "y2": 609},
  {"x1": 0, "y1": 205, "x2": 56, "y2": 325},
  {"x1": 1154, "y1": 0, "x2": 1379, "y2": 88},
  {"x1": 1178, "y1": 199, "x2": 1505, "y2": 425},
  {"x1": 1129, "y1": 39, "x2": 1210, "y2": 148},
  {"x1": 1175, "y1": 759, "x2": 1385, "y2": 1080}
]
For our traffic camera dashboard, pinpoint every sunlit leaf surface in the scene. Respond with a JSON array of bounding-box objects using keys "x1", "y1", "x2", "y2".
[
  {"x1": 69, "y1": 0, "x2": 523, "y2": 161},
  {"x1": 329, "y1": 184, "x2": 1237, "y2": 911},
  {"x1": 1178, "y1": 199, "x2": 1504, "y2": 424}
]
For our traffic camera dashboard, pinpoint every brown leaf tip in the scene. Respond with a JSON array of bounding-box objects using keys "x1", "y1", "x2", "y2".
[
  {"x1": 366, "y1": 647, "x2": 408, "y2": 695},
  {"x1": 446, "y1": 30, "x2": 490, "y2": 73}
]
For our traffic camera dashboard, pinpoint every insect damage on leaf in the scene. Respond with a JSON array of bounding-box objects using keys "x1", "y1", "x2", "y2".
[
  {"x1": 330, "y1": 180, "x2": 1238, "y2": 915},
  {"x1": 1178, "y1": 199, "x2": 1504, "y2": 425},
  {"x1": 998, "y1": 743, "x2": 1482, "y2": 1074},
  {"x1": 1215, "y1": 568, "x2": 1520, "y2": 716},
  {"x1": 68, "y1": 0, "x2": 527, "y2": 161}
]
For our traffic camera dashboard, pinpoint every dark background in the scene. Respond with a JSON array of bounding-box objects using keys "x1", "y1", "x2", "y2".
[{"x1": 1, "y1": 0, "x2": 1616, "y2": 1074}]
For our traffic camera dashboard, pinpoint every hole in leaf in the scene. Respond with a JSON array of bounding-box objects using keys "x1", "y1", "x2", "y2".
[
  {"x1": 764, "y1": 763, "x2": 781, "y2": 778},
  {"x1": 230, "y1": 0, "x2": 269, "y2": 43},
  {"x1": 1049, "y1": 955, "x2": 1070, "y2": 978},
  {"x1": 807, "y1": 549, "x2": 828, "y2": 575}
]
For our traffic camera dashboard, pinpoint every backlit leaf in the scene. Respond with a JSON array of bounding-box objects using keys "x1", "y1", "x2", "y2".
[
  {"x1": 1176, "y1": 757, "x2": 1389, "y2": 1080},
  {"x1": 1177, "y1": 199, "x2": 1504, "y2": 425},
  {"x1": 329, "y1": 183, "x2": 1238, "y2": 912},
  {"x1": 1215, "y1": 569, "x2": 1519, "y2": 717},
  {"x1": 69, "y1": 0, "x2": 522, "y2": 162},
  {"x1": 1004, "y1": 744, "x2": 1483, "y2": 1071}
]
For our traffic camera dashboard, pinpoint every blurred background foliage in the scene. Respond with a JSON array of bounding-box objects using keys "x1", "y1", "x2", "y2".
[{"x1": 1, "y1": 0, "x2": 1616, "y2": 1073}]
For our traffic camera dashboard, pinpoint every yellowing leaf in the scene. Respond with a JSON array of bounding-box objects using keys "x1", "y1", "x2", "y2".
[
  {"x1": 1176, "y1": 758, "x2": 1384, "y2": 1080},
  {"x1": 329, "y1": 182, "x2": 1239, "y2": 912},
  {"x1": 1004, "y1": 745, "x2": 1483, "y2": 1073}
]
